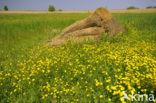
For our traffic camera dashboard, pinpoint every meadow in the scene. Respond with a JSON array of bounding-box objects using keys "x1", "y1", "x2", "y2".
[{"x1": 0, "y1": 13, "x2": 156, "y2": 103}]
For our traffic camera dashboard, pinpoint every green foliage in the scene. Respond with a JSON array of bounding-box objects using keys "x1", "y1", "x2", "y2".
[
  {"x1": 4, "y1": 5, "x2": 8, "y2": 11},
  {"x1": 48, "y1": 5, "x2": 55, "y2": 12},
  {"x1": 146, "y1": 6, "x2": 156, "y2": 9},
  {"x1": 58, "y1": 9, "x2": 63, "y2": 11},
  {"x1": 146, "y1": 6, "x2": 153, "y2": 9},
  {"x1": 0, "y1": 13, "x2": 89, "y2": 62},
  {"x1": 127, "y1": 6, "x2": 139, "y2": 10},
  {"x1": 0, "y1": 13, "x2": 156, "y2": 103}
]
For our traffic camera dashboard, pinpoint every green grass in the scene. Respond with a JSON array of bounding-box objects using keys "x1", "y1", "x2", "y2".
[
  {"x1": 0, "y1": 13, "x2": 156, "y2": 59},
  {"x1": 0, "y1": 13, "x2": 89, "y2": 64},
  {"x1": 0, "y1": 13, "x2": 156, "y2": 103},
  {"x1": 0, "y1": 14, "x2": 88, "y2": 49}
]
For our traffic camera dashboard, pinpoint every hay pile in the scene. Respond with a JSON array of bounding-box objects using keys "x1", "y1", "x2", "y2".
[{"x1": 49, "y1": 7, "x2": 125, "y2": 46}]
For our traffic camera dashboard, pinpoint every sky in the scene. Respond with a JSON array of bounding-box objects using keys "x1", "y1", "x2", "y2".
[{"x1": 0, "y1": 0, "x2": 156, "y2": 11}]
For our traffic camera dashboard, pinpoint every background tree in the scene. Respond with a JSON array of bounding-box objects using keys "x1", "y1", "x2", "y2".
[
  {"x1": 48, "y1": 5, "x2": 55, "y2": 12},
  {"x1": 153, "y1": 6, "x2": 156, "y2": 8},
  {"x1": 58, "y1": 9, "x2": 63, "y2": 11},
  {"x1": 146, "y1": 6, "x2": 153, "y2": 9},
  {"x1": 4, "y1": 5, "x2": 8, "y2": 11},
  {"x1": 127, "y1": 6, "x2": 138, "y2": 10}
]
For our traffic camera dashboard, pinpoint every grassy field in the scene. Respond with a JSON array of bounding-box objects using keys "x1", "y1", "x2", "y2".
[{"x1": 0, "y1": 13, "x2": 156, "y2": 103}]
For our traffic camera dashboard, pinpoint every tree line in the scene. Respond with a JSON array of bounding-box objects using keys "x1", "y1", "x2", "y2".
[
  {"x1": 0, "y1": 5, "x2": 62, "y2": 11},
  {"x1": 127, "y1": 6, "x2": 156, "y2": 10},
  {"x1": 1, "y1": 5, "x2": 156, "y2": 11}
]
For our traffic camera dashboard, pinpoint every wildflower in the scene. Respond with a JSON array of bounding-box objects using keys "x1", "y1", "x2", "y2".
[{"x1": 99, "y1": 95, "x2": 103, "y2": 98}]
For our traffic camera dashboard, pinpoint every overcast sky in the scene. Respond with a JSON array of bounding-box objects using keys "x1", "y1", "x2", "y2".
[{"x1": 0, "y1": 0, "x2": 156, "y2": 11}]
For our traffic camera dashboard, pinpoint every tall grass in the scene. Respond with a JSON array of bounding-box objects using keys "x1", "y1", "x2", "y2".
[
  {"x1": 0, "y1": 13, "x2": 156, "y2": 103},
  {"x1": 0, "y1": 13, "x2": 89, "y2": 62}
]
